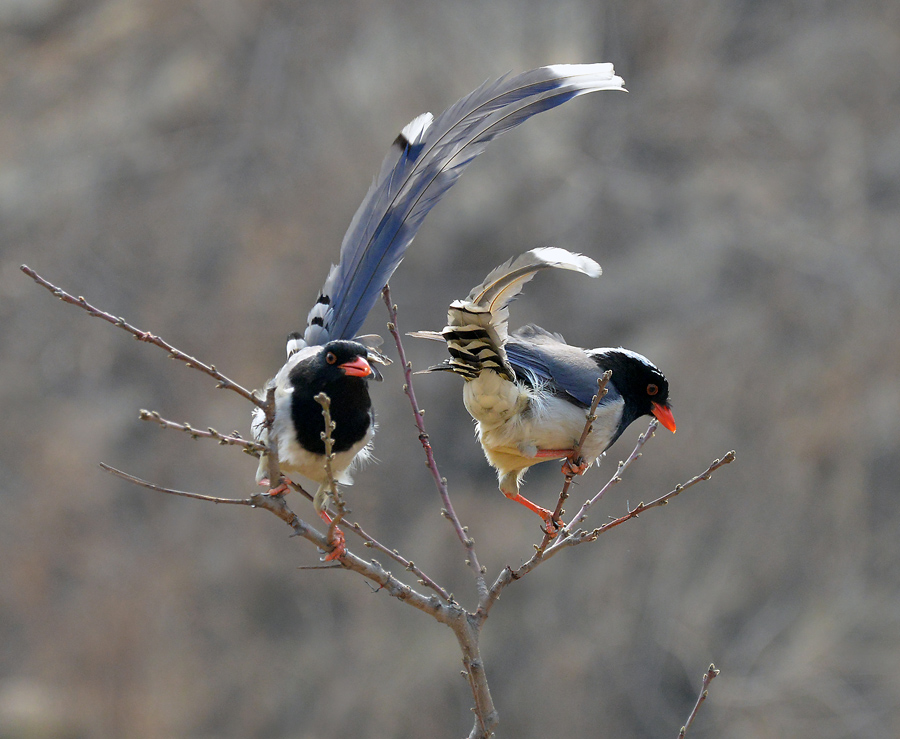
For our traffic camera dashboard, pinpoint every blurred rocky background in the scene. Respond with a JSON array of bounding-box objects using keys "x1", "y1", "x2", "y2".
[{"x1": 2, "y1": 0, "x2": 899, "y2": 737}]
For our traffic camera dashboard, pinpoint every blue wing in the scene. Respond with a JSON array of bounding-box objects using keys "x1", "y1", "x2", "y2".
[
  {"x1": 304, "y1": 63, "x2": 625, "y2": 345},
  {"x1": 506, "y1": 325, "x2": 619, "y2": 407}
]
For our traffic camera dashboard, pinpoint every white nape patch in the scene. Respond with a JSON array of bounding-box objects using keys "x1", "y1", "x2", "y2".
[
  {"x1": 588, "y1": 346, "x2": 658, "y2": 371},
  {"x1": 285, "y1": 335, "x2": 308, "y2": 358}
]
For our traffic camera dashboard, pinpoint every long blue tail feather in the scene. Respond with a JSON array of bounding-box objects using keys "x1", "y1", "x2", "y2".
[{"x1": 304, "y1": 63, "x2": 625, "y2": 346}]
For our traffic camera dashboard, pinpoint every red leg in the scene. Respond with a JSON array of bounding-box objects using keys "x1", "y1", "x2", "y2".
[
  {"x1": 504, "y1": 491, "x2": 562, "y2": 535},
  {"x1": 318, "y1": 510, "x2": 346, "y2": 561}
]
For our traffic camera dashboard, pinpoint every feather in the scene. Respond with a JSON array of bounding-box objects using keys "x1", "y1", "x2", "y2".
[
  {"x1": 406, "y1": 330, "x2": 445, "y2": 342},
  {"x1": 432, "y1": 248, "x2": 601, "y2": 380},
  {"x1": 305, "y1": 64, "x2": 624, "y2": 346},
  {"x1": 468, "y1": 245, "x2": 600, "y2": 317}
]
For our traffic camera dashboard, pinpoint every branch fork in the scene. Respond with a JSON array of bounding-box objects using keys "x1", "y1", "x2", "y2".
[{"x1": 24, "y1": 265, "x2": 734, "y2": 739}]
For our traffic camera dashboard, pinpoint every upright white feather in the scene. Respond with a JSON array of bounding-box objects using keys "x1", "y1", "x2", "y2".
[
  {"x1": 468, "y1": 247, "x2": 601, "y2": 311},
  {"x1": 442, "y1": 248, "x2": 601, "y2": 379}
]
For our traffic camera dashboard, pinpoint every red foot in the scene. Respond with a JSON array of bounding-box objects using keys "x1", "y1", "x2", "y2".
[
  {"x1": 538, "y1": 511, "x2": 563, "y2": 537},
  {"x1": 561, "y1": 456, "x2": 589, "y2": 477},
  {"x1": 258, "y1": 478, "x2": 293, "y2": 497},
  {"x1": 266, "y1": 482, "x2": 290, "y2": 497},
  {"x1": 318, "y1": 511, "x2": 346, "y2": 561}
]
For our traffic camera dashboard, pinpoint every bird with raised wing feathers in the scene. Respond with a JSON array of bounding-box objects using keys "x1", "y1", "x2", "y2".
[
  {"x1": 413, "y1": 247, "x2": 676, "y2": 533},
  {"x1": 251, "y1": 65, "x2": 626, "y2": 558}
]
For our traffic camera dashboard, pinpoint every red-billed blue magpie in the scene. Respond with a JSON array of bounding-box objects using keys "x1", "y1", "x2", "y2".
[
  {"x1": 413, "y1": 248, "x2": 676, "y2": 532},
  {"x1": 251, "y1": 66, "x2": 626, "y2": 556}
]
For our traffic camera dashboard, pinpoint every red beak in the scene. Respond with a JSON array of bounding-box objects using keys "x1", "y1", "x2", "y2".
[
  {"x1": 339, "y1": 356, "x2": 374, "y2": 378},
  {"x1": 651, "y1": 402, "x2": 677, "y2": 433}
]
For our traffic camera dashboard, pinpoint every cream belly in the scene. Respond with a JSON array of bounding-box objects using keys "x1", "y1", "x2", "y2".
[{"x1": 462, "y1": 370, "x2": 623, "y2": 478}]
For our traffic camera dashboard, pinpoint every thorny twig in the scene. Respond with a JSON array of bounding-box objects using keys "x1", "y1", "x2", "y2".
[
  {"x1": 382, "y1": 285, "x2": 486, "y2": 595},
  {"x1": 20, "y1": 265, "x2": 263, "y2": 408},
  {"x1": 679, "y1": 664, "x2": 720, "y2": 738}
]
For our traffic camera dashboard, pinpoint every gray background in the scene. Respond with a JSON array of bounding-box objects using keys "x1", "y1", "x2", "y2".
[{"x1": 2, "y1": 0, "x2": 898, "y2": 737}]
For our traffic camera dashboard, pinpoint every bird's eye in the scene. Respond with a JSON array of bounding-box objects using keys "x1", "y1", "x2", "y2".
[
  {"x1": 325, "y1": 352, "x2": 337, "y2": 365},
  {"x1": 647, "y1": 383, "x2": 659, "y2": 396}
]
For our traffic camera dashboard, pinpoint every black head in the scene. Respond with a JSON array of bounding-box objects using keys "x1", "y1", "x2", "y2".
[
  {"x1": 288, "y1": 340, "x2": 381, "y2": 455},
  {"x1": 315, "y1": 340, "x2": 382, "y2": 384},
  {"x1": 290, "y1": 340, "x2": 381, "y2": 393},
  {"x1": 593, "y1": 348, "x2": 676, "y2": 434}
]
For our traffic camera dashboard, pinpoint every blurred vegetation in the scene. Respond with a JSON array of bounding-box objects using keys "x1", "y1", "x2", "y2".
[{"x1": 1, "y1": 0, "x2": 899, "y2": 737}]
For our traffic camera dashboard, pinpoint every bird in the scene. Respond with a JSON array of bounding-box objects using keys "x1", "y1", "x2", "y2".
[
  {"x1": 251, "y1": 65, "x2": 627, "y2": 558},
  {"x1": 412, "y1": 247, "x2": 676, "y2": 533}
]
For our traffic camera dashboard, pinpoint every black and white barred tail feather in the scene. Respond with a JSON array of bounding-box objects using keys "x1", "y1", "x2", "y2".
[
  {"x1": 303, "y1": 64, "x2": 624, "y2": 348},
  {"x1": 411, "y1": 247, "x2": 601, "y2": 381}
]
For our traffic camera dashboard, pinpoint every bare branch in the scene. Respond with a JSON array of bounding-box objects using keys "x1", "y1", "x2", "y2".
[
  {"x1": 480, "y1": 450, "x2": 736, "y2": 619},
  {"x1": 347, "y1": 521, "x2": 452, "y2": 602},
  {"x1": 382, "y1": 285, "x2": 487, "y2": 595},
  {"x1": 562, "y1": 418, "x2": 658, "y2": 536},
  {"x1": 99, "y1": 463, "x2": 463, "y2": 625},
  {"x1": 314, "y1": 392, "x2": 347, "y2": 546},
  {"x1": 100, "y1": 463, "x2": 256, "y2": 505},
  {"x1": 20, "y1": 264, "x2": 263, "y2": 408},
  {"x1": 382, "y1": 285, "x2": 498, "y2": 732},
  {"x1": 459, "y1": 622, "x2": 499, "y2": 739},
  {"x1": 536, "y1": 372, "x2": 611, "y2": 553},
  {"x1": 679, "y1": 664, "x2": 720, "y2": 738},
  {"x1": 262, "y1": 385, "x2": 284, "y2": 489},
  {"x1": 139, "y1": 409, "x2": 266, "y2": 455},
  {"x1": 574, "y1": 451, "x2": 736, "y2": 544},
  {"x1": 43, "y1": 263, "x2": 727, "y2": 739}
]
